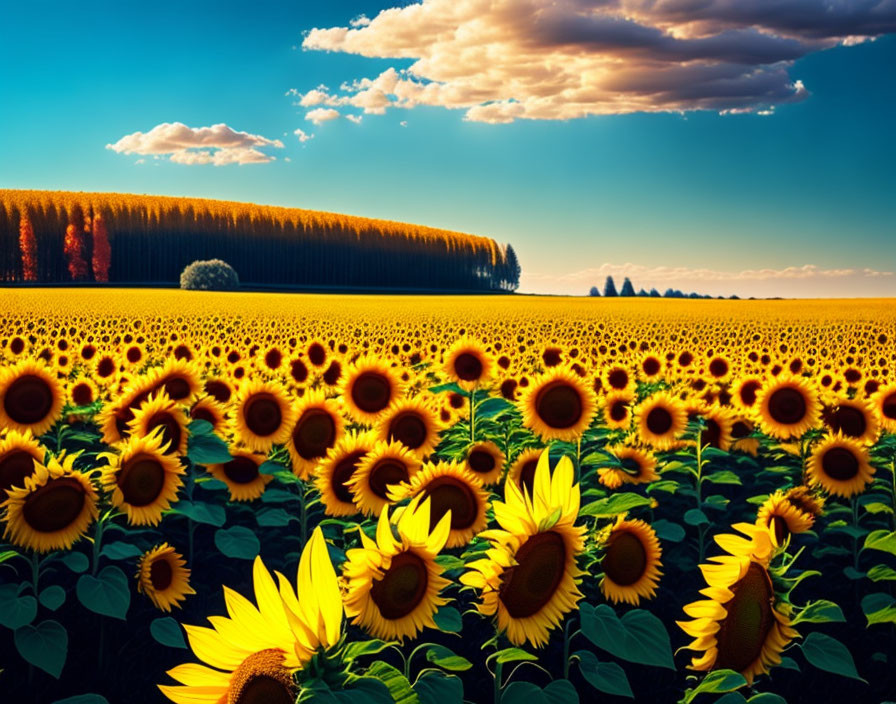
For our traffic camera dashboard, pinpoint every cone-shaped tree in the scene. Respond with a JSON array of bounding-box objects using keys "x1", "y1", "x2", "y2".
[
  {"x1": 620, "y1": 277, "x2": 636, "y2": 296},
  {"x1": 64, "y1": 223, "x2": 88, "y2": 280},
  {"x1": 603, "y1": 275, "x2": 618, "y2": 297},
  {"x1": 18, "y1": 213, "x2": 37, "y2": 282},
  {"x1": 504, "y1": 243, "x2": 521, "y2": 291},
  {"x1": 589, "y1": 285, "x2": 600, "y2": 297}
]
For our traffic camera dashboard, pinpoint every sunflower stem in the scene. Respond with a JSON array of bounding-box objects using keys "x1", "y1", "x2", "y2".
[
  {"x1": 30, "y1": 551, "x2": 40, "y2": 596},
  {"x1": 92, "y1": 515, "x2": 106, "y2": 576},
  {"x1": 493, "y1": 659, "x2": 503, "y2": 704},
  {"x1": 299, "y1": 480, "x2": 309, "y2": 548},
  {"x1": 562, "y1": 618, "x2": 577, "y2": 680},
  {"x1": 851, "y1": 495, "x2": 860, "y2": 571},
  {"x1": 469, "y1": 388, "x2": 476, "y2": 444},
  {"x1": 890, "y1": 455, "x2": 896, "y2": 532}
]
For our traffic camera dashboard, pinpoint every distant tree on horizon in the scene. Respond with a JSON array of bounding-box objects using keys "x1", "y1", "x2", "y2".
[
  {"x1": 604, "y1": 275, "x2": 618, "y2": 297},
  {"x1": 92, "y1": 214, "x2": 111, "y2": 282},
  {"x1": 18, "y1": 213, "x2": 37, "y2": 281},
  {"x1": 64, "y1": 224, "x2": 88, "y2": 281},
  {"x1": 589, "y1": 285, "x2": 600, "y2": 297},
  {"x1": 620, "y1": 277, "x2": 636, "y2": 296},
  {"x1": 504, "y1": 243, "x2": 521, "y2": 291}
]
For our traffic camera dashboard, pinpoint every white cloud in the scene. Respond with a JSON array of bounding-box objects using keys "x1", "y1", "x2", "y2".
[
  {"x1": 305, "y1": 107, "x2": 341, "y2": 125},
  {"x1": 106, "y1": 122, "x2": 283, "y2": 165},
  {"x1": 345, "y1": 114, "x2": 363, "y2": 124},
  {"x1": 294, "y1": 128, "x2": 314, "y2": 143},
  {"x1": 295, "y1": 0, "x2": 896, "y2": 123}
]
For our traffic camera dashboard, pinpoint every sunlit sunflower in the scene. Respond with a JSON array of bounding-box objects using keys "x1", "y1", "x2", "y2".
[
  {"x1": 315, "y1": 431, "x2": 376, "y2": 517},
  {"x1": 597, "y1": 445, "x2": 658, "y2": 490},
  {"x1": 732, "y1": 376, "x2": 763, "y2": 411},
  {"x1": 128, "y1": 391, "x2": 190, "y2": 456},
  {"x1": 349, "y1": 440, "x2": 421, "y2": 517},
  {"x1": 705, "y1": 355, "x2": 733, "y2": 383},
  {"x1": 698, "y1": 405, "x2": 736, "y2": 452},
  {"x1": 68, "y1": 377, "x2": 99, "y2": 407},
  {"x1": 390, "y1": 461, "x2": 489, "y2": 548},
  {"x1": 520, "y1": 367, "x2": 597, "y2": 442},
  {"x1": 635, "y1": 392, "x2": 687, "y2": 450},
  {"x1": 92, "y1": 352, "x2": 120, "y2": 384},
  {"x1": 377, "y1": 397, "x2": 440, "y2": 458},
  {"x1": 464, "y1": 440, "x2": 505, "y2": 486},
  {"x1": 189, "y1": 396, "x2": 227, "y2": 433},
  {"x1": 871, "y1": 383, "x2": 896, "y2": 433},
  {"x1": 159, "y1": 528, "x2": 342, "y2": 704},
  {"x1": 2, "y1": 453, "x2": 98, "y2": 552},
  {"x1": 203, "y1": 376, "x2": 235, "y2": 404},
  {"x1": 755, "y1": 376, "x2": 820, "y2": 441},
  {"x1": 342, "y1": 496, "x2": 452, "y2": 641},
  {"x1": 461, "y1": 451, "x2": 584, "y2": 648},
  {"x1": 603, "y1": 390, "x2": 635, "y2": 430},
  {"x1": 822, "y1": 397, "x2": 880, "y2": 445},
  {"x1": 601, "y1": 363, "x2": 635, "y2": 394},
  {"x1": 506, "y1": 448, "x2": 544, "y2": 498},
  {"x1": 286, "y1": 390, "x2": 344, "y2": 480},
  {"x1": 0, "y1": 359, "x2": 65, "y2": 436},
  {"x1": 208, "y1": 451, "x2": 272, "y2": 502},
  {"x1": 755, "y1": 489, "x2": 817, "y2": 547},
  {"x1": 99, "y1": 429, "x2": 184, "y2": 525},
  {"x1": 0, "y1": 429, "x2": 45, "y2": 497},
  {"x1": 637, "y1": 353, "x2": 664, "y2": 382},
  {"x1": 149, "y1": 358, "x2": 202, "y2": 404},
  {"x1": 806, "y1": 434, "x2": 875, "y2": 498},
  {"x1": 599, "y1": 517, "x2": 662, "y2": 605},
  {"x1": 678, "y1": 523, "x2": 798, "y2": 685},
  {"x1": 444, "y1": 336, "x2": 493, "y2": 390},
  {"x1": 122, "y1": 342, "x2": 146, "y2": 369},
  {"x1": 136, "y1": 543, "x2": 196, "y2": 612},
  {"x1": 340, "y1": 357, "x2": 402, "y2": 425},
  {"x1": 231, "y1": 379, "x2": 296, "y2": 454}
]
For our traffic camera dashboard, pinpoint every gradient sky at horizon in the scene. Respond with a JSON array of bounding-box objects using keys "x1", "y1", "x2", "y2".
[{"x1": 1, "y1": 1, "x2": 894, "y2": 297}]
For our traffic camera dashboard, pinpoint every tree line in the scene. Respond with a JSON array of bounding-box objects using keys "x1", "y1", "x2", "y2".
[{"x1": 588, "y1": 276, "x2": 740, "y2": 299}]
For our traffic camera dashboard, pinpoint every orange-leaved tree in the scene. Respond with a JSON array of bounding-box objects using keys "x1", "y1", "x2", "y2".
[
  {"x1": 64, "y1": 223, "x2": 88, "y2": 280},
  {"x1": 92, "y1": 213, "x2": 111, "y2": 282},
  {"x1": 18, "y1": 212, "x2": 37, "y2": 281}
]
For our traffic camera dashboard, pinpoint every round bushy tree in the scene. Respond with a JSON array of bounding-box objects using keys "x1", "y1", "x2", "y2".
[{"x1": 179, "y1": 259, "x2": 240, "y2": 291}]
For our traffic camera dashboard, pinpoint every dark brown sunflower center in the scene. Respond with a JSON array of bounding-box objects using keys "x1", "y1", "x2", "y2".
[
  {"x1": 22, "y1": 477, "x2": 86, "y2": 532},
  {"x1": 388, "y1": 412, "x2": 427, "y2": 450},
  {"x1": 500, "y1": 380, "x2": 518, "y2": 400},
  {"x1": 223, "y1": 456, "x2": 260, "y2": 484},
  {"x1": 518, "y1": 459, "x2": 539, "y2": 497},
  {"x1": 679, "y1": 352, "x2": 693, "y2": 367},
  {"x1": 126, "y1": 346, "x2": 142, "y2": 363},
  {"x1": 703, "y1": 419, "x2": 722, "y2": 449},
  {"x1": 731, "y1": 421, "x2": 751, "y2": 439},
  {"x1": 646, "y1": 406, "x2": 673, "y2": 435},
  {"x1": 828, "y1": 406, "x2": 867, "y2": 438},
  {"x1": 642, "y1": 357, "x2": 661, "y2": 376},
  {"x1": 882, "y1": 392, "x2": 896, "y2": 420},
  {"x1": 149, "y1": 558, "x2": 173, "y2": 591},
  {"x1": 619, "y1": 456, "x2": 644, "y2": 477},
  {"x1": 191, "y1": 406, "x2": 216, "y2": 425},
  {"x1": 117, "y1": 453, "x2": 166, "y2": 506},
  {"x1": 602, "y1": 531, "x2": 647, "y2": 586},
  {"x1": 228, "y1": 650, "x2": 295, "y2": 704},
  {"x1": 205, "y1": 380, "x2": 232, "y2": 403},
  {"x1": 71, "y1": 382, "x2": 94, "y2": 406},
  {"x1": 0, "y1": 450, "x2": 38, "y2": 494},
  {"x1": 821, "y1": 447, "x2": 860, "y2": 481},
  {"x1": 499, "y1": 531, "x2": 567, "y2": 618},
  {"x1": 351, "y1": 372, "x2": 392, "y2": 414},
  {"x1": 292, "y1": 409, "x2": 336, "y2": 460},
  {"x1": 467, "y1": 448, "x2": 496, "y2": 475},
  {"x1": 147, "y1": 412, "x2": 182, "y2": 455},
  {"x1": 243, "y1": 394, "x2": 282, "y2": 437},
  {"x1": 767, "y1": 387, "x2": 807, "y2": 425},
  {"x1": 160, "y1": 377, "x2": 191, "y2": 401},
  {"x1": 535, "y1": 382, "x2": 583, "y2": 429},
  {"x1": 769, "y1": 515, "x2": 789, "y2": 545},
  {"x1": 97, "y1": 357, "x2": 116, "y2": 377},
  {"x1": 609, "y1": 400, "x2": 628, "y2": 422},
  {"x1": 331, "y1": 450, "x2": 366, "y2": 504},
  {"x1": 709, "y1": 358, "x2": 729, "y2": 378},
  {"x1": 714, "y1": 562, "x2": 774, "y2": 674},
  {"x1": 264, "y1": 349, "x2": 282, "y2": 369},
  {"x1": 454, "y1": 352, "x2": 484, "y2": 381},
  {"x1": 370, "y1": 550, "x2": 428, "y2": 619},
  {"x1": 542, "y1": 349, "x2": 562, "y2": 367},
  {"x1": 607, "y1": 369, "x2": 629, "y2": 389},
  {"x1": 308, "y1": 343, "x2": 326, "y2": 366},
  {"x1": 368, "y1": 459, "x2": 409, "y2": 499},
  {"x1": 423, "y1": 476, "x2": 477, "y2": 530},
  {"x1": 739, "y1": 381, "x2": 760, "y2": 407},
  {"x1": 3, "y1": 374, "x2": 53, "y2": 425}
]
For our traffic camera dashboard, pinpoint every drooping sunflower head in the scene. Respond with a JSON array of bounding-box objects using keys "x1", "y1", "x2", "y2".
[
  {"x1": 806, "y1": 434, "x2": 875, "y2": 498},
  {"x1": 231, "y1": 379, "x2": 297, "y2": 454},
  {"x1": 0, "y1": 428, "x2": 45, "y2": 497},
  {"x1": 208, "y1": 450, "x2": 272, "y2": 502},
  {"x1": 464, "y1": 440, "x2": 506, "y2": 486},
  {"x1": 128, "y1": 390, "x2": 190, "y2": 456},
  {"x1": 520, "y1": 366, "x2": 597, "y2": 443},
  {"x1": 783, "y1": 485, "x2": 825, "y2": 520},
  {"x1": 376, "y1": 397, "x2": 440, "y2": 458},
  {"x1": 340, "y1": 357, "x2": 402, "y2": 424},
  {"x1": 349, "y1": 440, "x2": 421, "y2": 517},
  {"x1": 136, "y1": 543, "x2": 195, "y2": 612},
  {"x1": 286, "y1": 390, "x2": 344, "y2": 480},
  {"x1": 756, "y1": 375, "x2": 821, "y2": 441},
  {"x1": 698, "y1": 404, "x2": 736, "y2": 452},
  {"x1": 99, "y1": 429, "x2": 184, "y2": 525},
  {"x1": 597, "y1": 445, "x2": 658, "y2": 490},
  {"x1": 821, "y1": 397, "x2": 880, "y2": 445},
  {"x1": 755, "y1": 489, "x2": 816, "y2": 547},
  {"x1": 599, "y1": 516, "x2": 663, "y2": 606},
  {"x1": 315, "y1": 430, "x2": 376, "y2": 517},
  {"x1": 730, "y1": 418, "x2": 760, "y2": 456},
  {"x1": 635, "y1": 392, "x2": 688, "y2": 450},
  {"x1": 2, "y1": 452, "x2": 98, "y2": 553},
  {"x1": 0, "y1": 358, "x2": 65, "y2": 436},
  {"x1": 443, "y1": 336, "x2": 493, "y2": 390},
  {"x1": 603, "y1": 389, "x2": 635, "y2": 430}
]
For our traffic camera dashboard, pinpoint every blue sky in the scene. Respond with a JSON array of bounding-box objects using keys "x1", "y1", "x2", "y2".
[{"x1": 2, "y1": 1, "x2": 894, "y2": 296}]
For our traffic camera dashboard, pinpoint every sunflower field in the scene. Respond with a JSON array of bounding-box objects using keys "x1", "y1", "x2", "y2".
[{"x1": 1, "y1": 289, "x2": 895, "y2": 704}]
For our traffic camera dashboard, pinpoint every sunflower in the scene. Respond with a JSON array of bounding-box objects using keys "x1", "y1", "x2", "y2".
[
  {"x1": 96, "y1": 378, "x2": 154, "y2": 445},
  {"x1": 340, "y1": 357, "x2": 402, "y2": 425},
  {"x1": 286, "y1": 390, "x2": 344, "y2": 480},
  {"x1": 755, "y1": 489, "x2": 816, "y2": 547},
  {"x1": 2, "y1": 453, "x2": 98, "y2": 552},
  {"x1": 678, "y1": 523, "x2": 798, "y2": 685},
  {"x1": 601, "y1": 363, "x2": 635, "y2": 394},
  {"x1": 92, "y1": 352, "x2": 120, "y2": 384},
  {"x1": 349, "y1": 440, "x2": 421, "y2": 517},
  {"x1": 698, "y1": 405, "x2": 736, "y2": 452},
  {"x1": 506, "y1": 448, "x2": 544, "y2": 498},
  {"x1": 732, "y1": 376, "x2": 763, "y2": 411},
  {"x1": 597, "y1": 445, "x2": 658, "y2": 490},
  {"x1": 203, "y1": 376, "x2": 235, "y2": 404},
  {"x1": 599, "y1": 517, "x2": 663, "y2": 605},
  {"x1": 136, "y1": 543, "x2": 196, "y2": 612},
  {"x1": 377, "y1": 397, "x2": 440, "y2": 458},
  {"x1": 0, "y1": 429, "x2": 45, "y2": 497},
  {"x1": 231, "y1": 379, "x2": 296, "y2": 454},
  {"x1": 0, "y1": 359, "x2": 64, "y2": 436},
  {"x1": 342, "y1": 496, "x2": 452, "y2": 641},
  {"x1": 390, "y1": 461, "x2": 489, "y2": 548},
  {"x1": 444, "y1": 336, "x2": 493, "y2": 390},
  {"x1": 159, "y1": 528, "x2": 342, "y2": 704},
  {"x1": 603, "y1": 390, "x2": 635, "y2": 430},
  {"x1": 806, "y1": 434, "x2": 875, "y2": 498},
  {"x1": 68, "y1": 377, "x2": 99, "y2": 407},
  {"x1": 637, "y1": 353, "x2": 664, "y2": 381},
  {"x1": 99, "y1": 429, "x2": 184, "y2": 525},
  {"x1": 520, "y1": 367, "x2": 597, "y2": 442},
  {"x1": 461, "y1": 451, "x2": 585, "y2": 648},
  {"x1": 189, "y1": 396, "x2": 227, "y2": 433},
  {"x1": 755, "y1": 376, "x2": 821, "y2": 441},
  {"x1": 822, "y1": 397, "x2": 880, "y2": 445},
  {"x1": 315, "y1": 431, "x2": 376, "y2": 517},
  {"x1": 208, "y1": 451, "x2": 272, "y2": 502},
  {"x1": 730, "y1": 418, "x2": 760, "y2": 456},
  {"x1": 635, "y1": 392, "x2": 687, "y2": 450},
  {"x1": 128, "y1": 391, "x2": 190, "y2": 456},
  {"x1": 149, "y1": 358, "x2": 202, "y2": 403},
  {"x1": 464, "y1": 440, "x2": 505, "y2": 486},
  {"x1": 871, "y1": 383, "x2": 896, "y2": 432},
  {"x1": 705, "y1": 355, "x2": 733, "y2": 383}
]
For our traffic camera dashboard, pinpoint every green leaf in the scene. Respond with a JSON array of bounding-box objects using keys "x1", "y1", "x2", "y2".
[
  {"x1": 867, "y1": 564, "x2": 896, "y2": 582},
  {"x1": 682, "y1": 670, "x2": 747, "y2": 704},
  {"x1": 100, "y1": 541, "x2": 144, "y2": 561},
  {"x1": 187, "y1": 432, "x2": 232, "y2": 465},
  {"x1": 684, "y1": 508, "x2": 709, "y2": 526},
  {"x1": 260, "y1": 460, "x2": 288, "y2": 476},
  {"x1": 150, "y1": 617, "x2": 188, "y2": 649},
  {"x1": 260, "y1": 488, "x2": 298, "y2": 503},
  {"x1": 429, "y1": 382, "x2": 466, "y2": 395},
  {"x1": 413, "y1": 671, "x2": 463, "y2": 704},
  {"x1": 747, "y1": 694, "x2": 787, "y2": 704},
  {"x1": 491, "y1": 647, "x2": 538, "y2": 664},
  {"x1": 543, "y1": 679, "x2": 579, "y2": 704},
  {"x1": 713, "y1": 694, "x2": 747, "y2": 704},
  {"x1": 342, "y1": 639, "x2": 393, "y2": 661},
  {"x1": 60, "y1": 552, "x2": 89, "y2": 573},
  {"x1": 256, "y1": 507, "x2": 294, "y2": 527},
  {"x1": 575, "y1": 650, "x2": 633, "y2": 698},
  {"x1": 792, "y1": 600, "x2": 846, "y2": 625},
  {"x1": 14, "y1": 619, "x2": 68, "y2": 678},
  {"x1": 0, "y1": 593, "x2": 37, "y2": 629},
  {"x1": 52, "y1": 696, "x2": 111, "y2": 704},
  {"x1": 501, "y1": 682, "x2": 547, "y2": 704},
  {"x1": 863, "y1": 529, "x2": 896, "y2": 556},
  {"x1": 76, "y1": 566, "x2": 130, "y2": 620},
  {"x1": 652, "y1": 519, "x2": 686, "y2": 543},
  {"x1": 363, "y1": 661, "x2": 419, "y2": 704},
  {"x1": 0, "y1": 549, "x2": 19, "y2": 564},
  {"x1": 579, "y1": 604, "x2": 675, "y2": 670},
  {"x1": 433, "y1": 606, "x2": 463, "y2": 633},
  {"x1": 703, "y1": 470, "x2": 742, "y2": 485},
  {"x1": 702, "y1": 495, "x2": 730, "y2": 511},
  {"x1": 197, "y1": 477, "x2": 229, "y2": 491},
  {"x1": 476, "y1": 397, "x2": 513, "y2": 418},
  {"x1": 861, "y1": 502, "x2": 893, "y2": 515},
  {"x1": 580, "y1": 493, "x2": 651, "y2": 518},
  {"x1": 175, "y1": 500, "x2": 226, "y2": 526},
  {"x1": 425, "y1": 644, "x2": 472, "y2": 671},
  {"x1": 214, "y1": 526, "x2": 261, "y2": 559},
  {"x1": 333, "y1": 677, "x2": 394, "y2": 704},
  {"x1": 861, "y1": 593, "x2": 896, "y2": 626},
  {"x1": 778, "y1": 656, "x2": 800, "y2": 672},
  {"x1": 39, "y1": 586, "x2": 66, "y2": 612},
  {"x1": 187, "y1": 419, "x2": 214, "y2": 435},
  {"x1": 800, "y1": 632, "x2": 866, "y2": 682}
]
